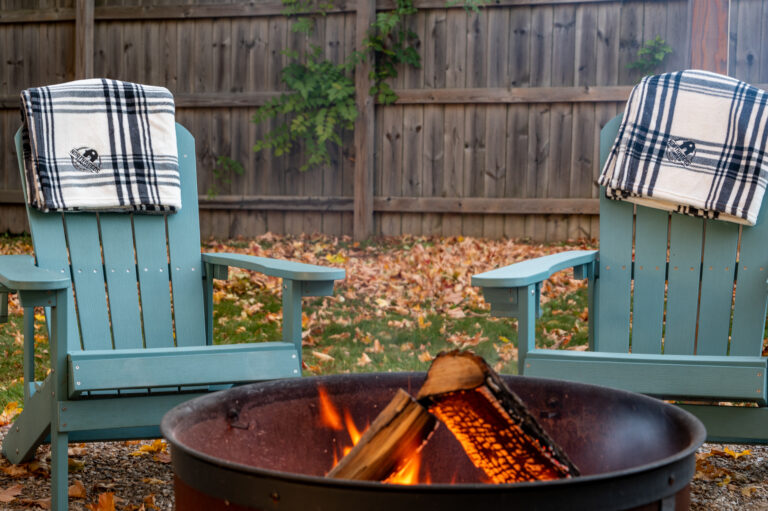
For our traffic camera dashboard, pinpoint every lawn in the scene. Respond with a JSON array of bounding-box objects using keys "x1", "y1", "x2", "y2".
[{"x1": 0, "y1": 233, "x2": 595, "y2": 410}]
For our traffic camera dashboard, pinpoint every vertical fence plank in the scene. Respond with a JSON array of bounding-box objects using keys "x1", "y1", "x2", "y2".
[
  {"x1": 354, "y1": 0, "x2": 375, "y2": 240},
  {"x1": 462, "y1": 10, "x2": 487, "y2": 236},
  {"x1": 690, "y1": 0, "x2": 729, "y2": 74},
  {"x1": 526, "y1": 5, "x2": 553, "y2": 241},
  {"x1": 75, "y1": 0, "x2": 94, "y2": 79},
  {"x1": 441, "y1": 8, "x2": 467, "y2": 236}
]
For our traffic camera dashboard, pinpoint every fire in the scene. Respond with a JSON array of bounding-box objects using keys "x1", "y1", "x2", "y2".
[
  {"x1": 319, "y1": 386, "x2": 431, "y2": 484},
  {"x1": 317, "y1": 386, "x2": 343, "y2": 430},
  {"x1": 384, "y1": 452, "x2": 430, "y2": 485}
]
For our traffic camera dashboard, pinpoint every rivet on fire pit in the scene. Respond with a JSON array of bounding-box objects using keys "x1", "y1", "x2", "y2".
[
  {"x1": 270, "y1": 491, "x2": 280, "y2": 503},
  {"x1": 668, "y1": 475, "x2": 675, "y2": 485}
]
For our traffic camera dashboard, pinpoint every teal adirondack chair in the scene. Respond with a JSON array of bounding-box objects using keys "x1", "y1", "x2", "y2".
[
  {"x1": 473, "y1": 114, "x2": 768, "y2": 444},
  {"x1": 0, "y1": 124, "x2": 345, "y2": 510}
]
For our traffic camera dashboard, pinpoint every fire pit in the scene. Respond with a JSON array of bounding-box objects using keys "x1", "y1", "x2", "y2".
[{"x1": 161, "y1": 373, "x2": 705, "y2": 511}]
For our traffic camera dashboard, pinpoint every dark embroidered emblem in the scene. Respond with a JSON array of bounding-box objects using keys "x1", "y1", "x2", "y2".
[
  {"x1": 665, "y1": 139, "x2": 696, "y2": 167},
  {"x1": 70, "y1": 146, "x2": 101, "y2": 173}
]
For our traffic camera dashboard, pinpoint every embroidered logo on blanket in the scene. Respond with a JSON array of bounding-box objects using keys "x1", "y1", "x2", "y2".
[
  {"x1": 665, "y1": 139, "x2": 696, "y2": 167},
  {"x1": 70, "y1": 147, "x2": 101, "y2": 173}
]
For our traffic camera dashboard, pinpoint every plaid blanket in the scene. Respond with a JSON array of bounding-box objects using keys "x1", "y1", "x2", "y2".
[
  {"x1": 20, "y1": 78, "x2": 181, "y2": 213},
  {"x1": 598, "y1": 70, "x2": 768, "y2": 225}
]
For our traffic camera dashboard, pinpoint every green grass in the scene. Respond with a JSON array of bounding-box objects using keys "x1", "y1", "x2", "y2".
[{"x1": 0, "y1": 288, "x2": 591, "y2": 408}]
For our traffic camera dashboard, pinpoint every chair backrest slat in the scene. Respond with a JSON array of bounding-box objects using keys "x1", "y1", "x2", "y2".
[
  {"x1": 595, "y1": 193, "x2": 633, "y2": 352},
  {"x1": 630, "y1": 206, "x2": 668, "y2": 354},
  {"x1": 664, "y1": 214, "x2": 704, "y2": 354},
  {"x1": 63, "y1": 214, "x2": 113, "y2": 350},
  {"x1": 166, "y1": 126, "x2": 206, "y2": 347},
  {"x1": 731, "y1": 198, "x2": 768, "y2": 355},
  {"x1": 696, "y1": 219, "x2": 739, "y2": 356},
  {"x1": 99, "y1": 213, "x2": 144, "y2": 349},
  {"x1": 597, "y1": 113, "x2": 768, "y2": 359},
  {"x1": 15, "y1": 123, "x2": 208, "y2": 353},
  {"x1": 133, "y1": 215, "x2": 175, "y2": 349}
]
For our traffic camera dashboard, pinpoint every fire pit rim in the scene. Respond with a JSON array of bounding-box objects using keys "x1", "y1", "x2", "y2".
[{"x1": 161, "y1": 372, "x2": 706, "y2": 492}]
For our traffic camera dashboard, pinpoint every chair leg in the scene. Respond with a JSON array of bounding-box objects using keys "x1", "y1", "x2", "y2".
[
  {"x1": 2, "y1": 377, "x2": 54, "y2": 464},
  {"x1": 50, "y1": 427, "x2": 69, "y2": 511}
]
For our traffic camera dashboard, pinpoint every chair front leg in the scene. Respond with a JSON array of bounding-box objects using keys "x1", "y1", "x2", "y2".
[{"x1": 516, "y1": 284, "x2": 538, "y2": 375}]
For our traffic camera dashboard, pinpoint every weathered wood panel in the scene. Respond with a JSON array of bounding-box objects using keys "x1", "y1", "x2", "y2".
[{"x1": 0, "y1": 0, "x2": 739, "y2": 241}]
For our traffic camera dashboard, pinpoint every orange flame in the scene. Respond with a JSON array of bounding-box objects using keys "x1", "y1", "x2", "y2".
[
  {"x1": 384, "y1": 452, "x2": 425, "y2": 485},
  {"x1": 317, "y1": 386, "x2": 343, "y2": 430},
  {"x1": 320, "y1": 388, "x2": 432, "y2": 485}
]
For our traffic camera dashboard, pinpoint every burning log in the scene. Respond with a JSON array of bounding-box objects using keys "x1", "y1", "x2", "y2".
[
  {"x1": 326, "y1": 389, "x2": 437, "y2": 481},
  {"x1": 417, "y1": 351, "x2": 579, "y2": 483},
  {"x1": 327, "y1": 350, "x2": 578, "y2": 484}
]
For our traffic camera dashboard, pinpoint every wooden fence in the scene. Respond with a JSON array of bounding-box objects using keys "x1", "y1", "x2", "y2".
[{"x1": 0, "y1": 0, "x2": 760, "y2": 240}]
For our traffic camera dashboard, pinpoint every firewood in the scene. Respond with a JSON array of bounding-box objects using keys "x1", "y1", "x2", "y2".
[
  {"x1": 416, "y1": 350, "x2": 579, "y2": 483},
  {"x1": 326, "y1": 389, "x2": 437, "y2": 481}
]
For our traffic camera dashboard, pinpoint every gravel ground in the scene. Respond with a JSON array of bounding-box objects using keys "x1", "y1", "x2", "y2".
[{"x1": 0, "y1": 424, "x2": 764, "y2": 510}]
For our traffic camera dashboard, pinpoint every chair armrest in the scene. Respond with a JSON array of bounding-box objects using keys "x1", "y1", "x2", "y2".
[
  {"x1": 471, "y1": 250, "x2": 597, "y2": 288},
  {"x1": 0, "y1": 255, "x2": 70, "y2": 291},
  {"x1": 201, "y1": 253, "x2": 345, "y2": 282}
]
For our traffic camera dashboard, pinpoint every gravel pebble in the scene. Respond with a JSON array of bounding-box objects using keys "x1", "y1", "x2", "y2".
[{"x1": 0, "y1": 423, "x2": 765, "y2": 510}]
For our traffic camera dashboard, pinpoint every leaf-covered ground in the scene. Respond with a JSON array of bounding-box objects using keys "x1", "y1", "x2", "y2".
[{"x1": 0, "y1": 234, "x2": 766, "y2": 509}]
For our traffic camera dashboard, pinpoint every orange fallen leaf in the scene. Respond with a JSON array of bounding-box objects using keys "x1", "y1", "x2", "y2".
[
  {"x1": 69, "y1": 480, "x2": 87, "y2": 499},
  {"x1": 0, "y1": 402, "x2": 22, "y2": 427},
  {"x1": 131, "y1": 439, "x2": 167, "y2": 457},
  {"x1": 86, "y1": 492, "x2": 116, "y2": 511},
  {"x1": 18, "y1": 497, "x2": 50, "y2": 509},
  {"x1": 0, "y1": 484, "x2": 22, "y2": 503},
  {"x1": 1, "y1": 465, "x2": 29, "y2": 478},
  {"x1": 153, "y1": 452, "x2": 171, "y2": 464}
]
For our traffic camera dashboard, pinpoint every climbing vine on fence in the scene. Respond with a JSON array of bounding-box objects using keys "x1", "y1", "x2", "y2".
[{"x1": 245, "y1": 0, "x2": 484, "y2": 173}]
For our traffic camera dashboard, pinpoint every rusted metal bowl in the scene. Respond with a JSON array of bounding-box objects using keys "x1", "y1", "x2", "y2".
[{"x1": 161, "y1": 373, "x2": 705, "y2": 511}]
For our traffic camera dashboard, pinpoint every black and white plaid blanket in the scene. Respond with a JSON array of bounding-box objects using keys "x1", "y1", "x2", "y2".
[
  {"x1": 598, "y1": 70, "x2": 768, "y2": 225},
  {"x1": 20, "y1": 78, "x2": 181, "y2": 213}
]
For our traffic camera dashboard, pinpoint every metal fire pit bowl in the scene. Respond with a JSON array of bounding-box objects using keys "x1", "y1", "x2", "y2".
[{"x1": 161, "y1": 373, "x2": 705, "y2": 511}]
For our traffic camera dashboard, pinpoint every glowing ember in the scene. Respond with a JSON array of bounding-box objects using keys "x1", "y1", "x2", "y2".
[{"x1": 427, "y1": 388, "x2": 570, "y2": 483}]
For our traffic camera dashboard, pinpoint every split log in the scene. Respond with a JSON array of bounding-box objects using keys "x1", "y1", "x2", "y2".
[
  {"x1": 417, "y1": 350, "x2": 579, "y2": 483},
  {"x1": 326, "y1": 389, "x2": 437, "y2": 481}
]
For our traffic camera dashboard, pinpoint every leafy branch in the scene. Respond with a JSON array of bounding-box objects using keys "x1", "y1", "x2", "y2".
[
  {"x1": 252, "y1": 46, "x2": 358, "y2": 171},
  {"x1": 627, "y1": 36, "x2": 672, "y2": 76}
]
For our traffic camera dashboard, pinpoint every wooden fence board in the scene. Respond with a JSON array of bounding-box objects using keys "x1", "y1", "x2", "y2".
[{"x1": 0, "y1": 0, "x2": 735, "y2": 241}]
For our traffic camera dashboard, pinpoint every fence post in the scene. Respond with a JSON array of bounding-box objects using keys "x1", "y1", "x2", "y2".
[
  {"x1": 689, "y1": 0, "x2": 729, "y2": 74},
  {"x1": 353, "y1": 0, "x2": 376, "y2": 241},
  {"x1": 75, "y1": 0, "x2": 95, "y2": 79}
]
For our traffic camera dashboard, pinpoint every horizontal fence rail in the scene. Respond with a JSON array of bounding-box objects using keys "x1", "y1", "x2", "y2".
[{"x1": 0, "y1": 0, "x2": 748, "y2": 241}]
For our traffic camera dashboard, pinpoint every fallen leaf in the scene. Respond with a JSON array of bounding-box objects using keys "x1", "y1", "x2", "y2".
[
  {"x1": 69, "y1": 480, "x2": 87, "y2": 499},
  {"x1": 131, "y1": 439, "x2": 167, "y2": 457},
  {"x1": 18, "y1": 497, "x2": 51, "y2": 509},
  {"x1": 1, "y1": 465, "x2": 29, "y2": 478},
  {"x1": 723, "y1": 447, "x2": 751, "y2": 459},
  {"x1": 356, "y1": 353, "x2": 372, "y2": 367},
  {"x1": 0, "y1": 402, "x2": 22, "y2": 427},
  {"x1": 153, "y1": 452, "x2": 171, "y2": 464},
  {"x1": 312, "y1": 351, "x2": 335, "y2": 362},
  {"x1": 142, "y1": 478, "x2": 167, "y2": 485},
  {"x1": 0, "y1": 484, "x2": 22, "y2": 503},
  {"x1": 417, "y1": 351, "x2": 432, "y2": 363},
  {"x1": 86, "y1": 492, "x2": 116, "y2": 511}
]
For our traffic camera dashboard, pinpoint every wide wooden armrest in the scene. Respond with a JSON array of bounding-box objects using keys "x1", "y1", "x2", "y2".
[
  {"x1": 202, "y1": 252, "x2": 345, "y2": 282},
  {"x1": 471, "y1": 250, "x2": 597, "y2": 288},
  {"x1": 0, "y1": 255, "x2": 70, "y2": 291}
]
